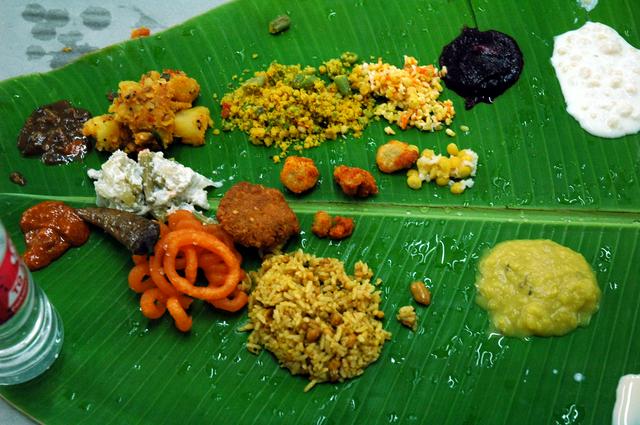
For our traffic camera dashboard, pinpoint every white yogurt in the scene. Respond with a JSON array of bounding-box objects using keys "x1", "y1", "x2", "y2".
[
  {"x1": 612, "y1": 374, "x2": 640, "y2": 425},
  {"x1": 551, "y1": 21, "x2": 640, "y2": 138},
  {"x1": 578, "y1": 0, "x2": 598, "y2": 12}
]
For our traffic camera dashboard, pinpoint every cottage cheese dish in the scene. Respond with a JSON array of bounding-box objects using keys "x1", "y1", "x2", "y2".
[
  {"x1": 475, "y1": 240, "x2": 600, "y2": 337},
  {"x1": 87, "y1": 151, "x2": 145, "y2": 214},
  {"x1": 88, "y1": 150, "x2": 219, "y2": 219},
  {"x1": 551, "y1": 22, "x2": 640, "y2": 138}
]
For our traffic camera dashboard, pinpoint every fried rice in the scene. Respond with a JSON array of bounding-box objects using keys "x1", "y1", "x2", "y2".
[{"x1": 243, "y1": 250, "x2": 390, "y2": 391}]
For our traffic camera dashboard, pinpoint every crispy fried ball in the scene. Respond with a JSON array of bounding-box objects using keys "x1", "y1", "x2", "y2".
[
  {"x1": 333, "y1": 165, "x2": 378, "y2": 198},
  {"x1": 216, "y1": 182, "x2": 300, "y2": 250},
  {"x1": 311, "y1": 211, "x2": 354, "y2": 240},
  {"x1": 375, "y1": 140, "x2": 419, "y2": 173},
  {"x1": 279, "y1": 156, "x2": 320, "y2": 194},
  {"x1": 328, "y1": 216, "x2": 354, "y2": 239},
  {"x1": 311, "y1": 211, "x2": 333, "y2": 237}
]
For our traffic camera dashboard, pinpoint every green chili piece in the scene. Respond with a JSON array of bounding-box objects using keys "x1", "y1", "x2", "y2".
[
  {"x1": 269, "y1": 15, "x2": 291, "y2": 35},
  {"x1": 334, "y1": 75, "x2": 351, "y2": 96},
  {"x1": 244, "y1": 75, "x2": 266, "y2": 87},
  {"x1": 292, "y1": 73, "x2": 318, "y2": 90},
  {"x1": 340, "y1": 51, "x2": 358, "y2": 65}
]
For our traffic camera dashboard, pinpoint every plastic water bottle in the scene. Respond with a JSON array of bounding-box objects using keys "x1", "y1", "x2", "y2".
[{"x1": 0, "y1": 221, "x2": 64, "y2": 385}]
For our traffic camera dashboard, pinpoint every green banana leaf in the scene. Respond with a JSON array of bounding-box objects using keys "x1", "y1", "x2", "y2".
[{"x1": 1, "y1": 0, "x2": 639, "y2": 423}]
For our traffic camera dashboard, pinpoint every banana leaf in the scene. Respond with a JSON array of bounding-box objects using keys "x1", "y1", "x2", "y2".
[{"x1": 1, "y1": 0, "x2": 638, "y2": 424}]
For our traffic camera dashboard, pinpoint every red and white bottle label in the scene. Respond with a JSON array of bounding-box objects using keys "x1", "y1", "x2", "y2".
[{"x1": 0, "y1": 236, "x2": 29, "y2": 324}]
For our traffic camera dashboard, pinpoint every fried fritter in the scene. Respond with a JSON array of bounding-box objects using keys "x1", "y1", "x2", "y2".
[
  {"x1": 279, "y1": 156, "x2": 320, "y2": 194},
  {"x1": 375, "y1": 140, "x2": 419, "y2": 173},
  {"x1": 333, "y1": 165, "x2": 378, "y2": 198},
  {"x1": 311, "y1": 211, "x2": 333, "y2": 237},
  {"x1": 311, "y1": 211, "x2": 355, "y2": 240},
  {"x1": 216, "y1": 182, "x2": 299, "y2": 250}
]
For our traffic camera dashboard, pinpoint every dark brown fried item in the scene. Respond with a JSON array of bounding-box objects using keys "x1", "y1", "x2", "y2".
[
  {"x1": 216, "y1": 182, "x2": 300, "y2": 250},
  {"x1": 333, "y1": 165, "x2": 378, "y2": 198},
  {"x1": 76, "y1": 207, "x2": 159, "y2": 255},
  {"x1": 311, "y1": 211, "x2": 354, "y2": 240},
  {"x1": 376, "y1": 140, "x2": 419, "y2": 173},
  {"x1": 279, "y1": 156, "x2": 320, "y2": 194}
]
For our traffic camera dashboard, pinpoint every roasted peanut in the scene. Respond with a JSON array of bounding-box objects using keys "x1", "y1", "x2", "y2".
[
  {"x1": 410, "y1": 281, "x2": 431, "y2": 305},
  {"x1": 306, "y1": 325, "x2": 321, "y2": 343}
]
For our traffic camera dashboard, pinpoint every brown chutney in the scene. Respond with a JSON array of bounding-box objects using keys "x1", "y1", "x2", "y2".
[{"x1": 17, "y1": 100, "x2": 92, "y2": 164}]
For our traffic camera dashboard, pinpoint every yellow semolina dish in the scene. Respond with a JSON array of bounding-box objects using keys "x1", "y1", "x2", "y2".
[{"x1": 475, "y1": 239, "x2": 600, "y2": 337}]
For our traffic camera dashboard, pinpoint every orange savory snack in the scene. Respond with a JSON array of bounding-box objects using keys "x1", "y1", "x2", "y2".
[
  {"x1": 375, "y1": 140, "x2": 419, "y2": 173},
  {"x1": 311, "y1": 211, "x2": 354, "y2": 240},
  {"x1": 333, "y1": 165, "x2": 378, "y2": 198},
  {"x1": 131, "y1": 27, "x2": 151, "y2": 39},
  {"x1": 128, "y1": 210, "x2": 247, "y2": 332},
  {"x1": 279, "y1": 156, "x2": 320, "y2": 194}
]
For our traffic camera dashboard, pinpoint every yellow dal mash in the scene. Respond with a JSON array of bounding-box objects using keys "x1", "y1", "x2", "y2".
[{"x1": 475, "y1": 240, "x2": 600, "y2": 337}]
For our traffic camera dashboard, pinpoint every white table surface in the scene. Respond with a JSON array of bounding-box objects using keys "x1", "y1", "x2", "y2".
[{"x1": 0, "y1": 1, "x2": 226, "y2": 423}]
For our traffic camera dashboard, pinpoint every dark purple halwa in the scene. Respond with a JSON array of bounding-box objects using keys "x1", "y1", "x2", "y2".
[{"x1": 439, "y1": 27, "x2": 524, "y2": 109}]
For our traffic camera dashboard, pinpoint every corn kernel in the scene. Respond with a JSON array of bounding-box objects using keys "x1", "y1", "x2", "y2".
[
  {"x1": 460, "y1": 125, "x2": 470, "y2": 132},
  {"x1": 407, "y1": 169, "x2": 419, "y2": 177},
  {"x1": 445, "y1": 128, "x2": 456, "y2": 137},
  {"x1": 422, "y1": 149, "x2": 435, "y2": 158},
  {"x1": 446, "y1": 143, "x2": 459, "y2": 156},
  {"x1": 429, "y1": 167, "x2": 438, "y2": 181},
  {"x1": 449, "y1": 156, "x2": 462, "y2": 169},
  {"x1": 458, "y1": 166, "x2": 472, "y2": 178},
  {"x1": 439, "y1": 157, "x2": 451, "y2": 174},
  {"x1": 436, "y1": 176, "x2": 449, "y2": 186},
  {"x1": 407, "y1": 175, "x2": 422, "y2": 190},
  {"x1": 450, "y1": 182, "x2": 465, "y2": 194}
]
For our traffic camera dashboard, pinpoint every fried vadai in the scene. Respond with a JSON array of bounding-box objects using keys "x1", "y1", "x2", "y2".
[{"x1": 216, "y1": 182, "x2": 300, "y2": 250}]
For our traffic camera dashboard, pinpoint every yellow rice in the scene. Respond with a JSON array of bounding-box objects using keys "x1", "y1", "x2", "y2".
[{"x1": 244, "y1": 250, "x2": 390, "y2": 391}]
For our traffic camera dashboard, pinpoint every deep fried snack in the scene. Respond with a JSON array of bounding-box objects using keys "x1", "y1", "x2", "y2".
[
  {"x1": 333, "y1": 165, "x2": 378, "y2": 198},
  {"x1": 312, "y1": 211, "x2": 354, "y2": 240},
  {"x1": 216, "y1": 182, "x2": 300, "y2": 250},
  {"x1": 375, "y1": 140, "x2": 419, "y2": 173},
  {"x1": 311, "y1": 211, "x2": 333, "y2": 237},
  {"x1": 329, "y1": 216, "x2": 354, "y2": 239},
  {"x1": 132, "y1": 210, "x2": 247, "y2": 332},
  {"x1": 279, "y1": 156, "x2": 320, "y2": 194}
]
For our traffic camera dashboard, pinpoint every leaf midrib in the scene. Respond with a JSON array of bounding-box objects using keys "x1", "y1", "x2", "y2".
[{"x1": 3, "y1": 192, "x2": 639, "y2": 228}]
